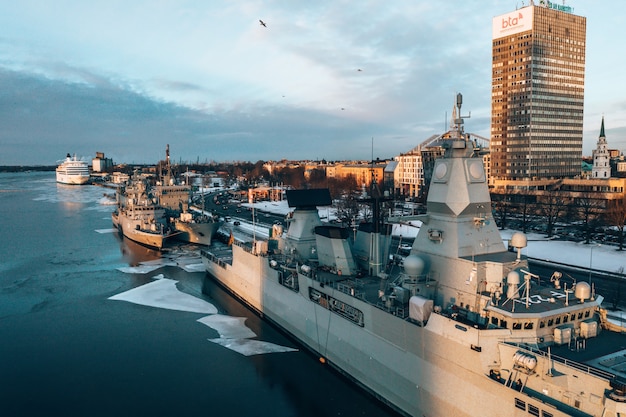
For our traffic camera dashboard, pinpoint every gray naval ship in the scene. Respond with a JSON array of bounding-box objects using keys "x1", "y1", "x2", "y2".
[
  {"x1": 153, "y1": 145, "x2": 221, "y2": 246},
  {"x1": 201, "y1": 94, "x2": 626, "y2": 417}
]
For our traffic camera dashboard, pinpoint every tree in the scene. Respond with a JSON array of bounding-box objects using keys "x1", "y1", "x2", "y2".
[
  {"x1": 575, "y1": 192, "x2": 603, "y2": 244},
  {"x1": 492, "y1": 191, "x2": 513, "y2": 230},
  {"x1": 513, "y1": 192, "x2": 536, "y2": 234},
  {"x1": 605, "y1": 195, "x2": 626, "y2": 251},
  {"x1": 537, "y1": 192, "x2": 566, "y2": 237}
]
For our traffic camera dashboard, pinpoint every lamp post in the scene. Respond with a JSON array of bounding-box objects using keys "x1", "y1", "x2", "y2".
[{"x1": 589, "y1": 243, "x2": 600, "y2": 284}]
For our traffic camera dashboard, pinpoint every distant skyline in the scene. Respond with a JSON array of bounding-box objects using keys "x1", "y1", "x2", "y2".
[{"x1": 1, "y1": 1, "x2": 624, "y2": 165}]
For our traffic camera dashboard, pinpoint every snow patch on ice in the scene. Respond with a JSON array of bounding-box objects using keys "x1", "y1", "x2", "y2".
[
  {"x1": 95, "y1": 228, "x2": 118, "y2": 234},
  {"x1": 108, "y1": 277, "x2": 217, "y2": 314},
  {"x1": 198, "y1": 314, "x2": 256, "y2": 339},
  {"x1": 208, "y1": 338, "x2": 298, "y2": 356}
]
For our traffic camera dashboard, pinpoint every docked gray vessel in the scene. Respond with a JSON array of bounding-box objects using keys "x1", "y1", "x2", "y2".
[
  {"x1": 112, "y1": 172, "x2": 172, "y2": 249},
  {"x1": 154, "y1": 145, "x2": 221, "y2": 246},
  {"x1": 201, "y1": 94, "x2": 626, "y2": 417}
]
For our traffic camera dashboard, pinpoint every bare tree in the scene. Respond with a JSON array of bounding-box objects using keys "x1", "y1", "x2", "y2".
[
  {"x1": 492, "y1": 193, "x2": 513, "y2": 230},
  {"x1": 575, "y1": 192, "x2": 603, "y2": 244},
  {"x1": 537, "y1": 192, "x2": 566, "y2": 237},
  {"x1": 605, "y1": 195, "x2": 626, "y2": 251}
]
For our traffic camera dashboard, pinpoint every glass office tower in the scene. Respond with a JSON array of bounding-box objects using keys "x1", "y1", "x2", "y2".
[{"x1": 490, "y1": 3, "x2": 586, "y2": 179}]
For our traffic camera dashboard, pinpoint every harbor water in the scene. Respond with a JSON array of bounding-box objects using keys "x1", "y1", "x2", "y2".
[{"x1": 0, "y1": 172, "x2": 399, "y2": 417}]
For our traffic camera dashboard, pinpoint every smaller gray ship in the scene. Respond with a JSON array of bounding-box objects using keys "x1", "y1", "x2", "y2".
[
  {"x1": 153, "y1": 145, "x2": 221, "y2": 246},
  {"x1": 112, "y1": 172, "x2": 172, "y2": 249}
]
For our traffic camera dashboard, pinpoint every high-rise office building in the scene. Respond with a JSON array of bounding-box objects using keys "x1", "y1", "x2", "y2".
[{"x1": 490, "y1": 2, "x2": 586, "y2": 180}]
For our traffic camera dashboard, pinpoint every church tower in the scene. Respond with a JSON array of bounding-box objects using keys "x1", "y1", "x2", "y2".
[{"x1": 592, "y1": 117, "x2": 611, "y2": 179}]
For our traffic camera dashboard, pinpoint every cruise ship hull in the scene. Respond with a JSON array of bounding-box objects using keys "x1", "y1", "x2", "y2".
[{"x1": 56, "y1": 172, "x2": 90, "y2": 185}]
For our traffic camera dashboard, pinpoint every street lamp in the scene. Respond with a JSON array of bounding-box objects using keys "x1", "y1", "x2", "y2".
[{"x1": 589, "y1": 243, "x2": 600, "y2": 284}]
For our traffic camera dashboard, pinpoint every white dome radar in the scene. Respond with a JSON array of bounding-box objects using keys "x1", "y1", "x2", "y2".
[{"x1": 403, "y1": 255, "x2": 425, "y2": 277}]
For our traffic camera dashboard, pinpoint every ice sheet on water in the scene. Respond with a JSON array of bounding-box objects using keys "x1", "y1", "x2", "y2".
[
  {"x1": 181, "y1": 263, "x2": 205, "y2": 272},
  {"x1": 117, "y1": 264, "x2": 168, "y2": 274},
  {"x1": 108, "y1": 277, "x2": 218, "y2": 314},
  {"x1": 208, "y1": 338, "x2": 298, "y2": 356},
  {"x1": 95, "y1": 228, "x2": 118, "y2": 234},
  {"x1": 197, "y1": 314, "x2": 256, "y2": 339},
  {"x1": 116, "y1": 258, "x2": 177, "y2": 274}
]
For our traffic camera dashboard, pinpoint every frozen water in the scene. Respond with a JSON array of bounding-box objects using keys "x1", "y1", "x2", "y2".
[
  {"x1": 208, "y1": 338, "x2": 298, "y2": 356},
  {"x1": 117, "y1": 264, "x2": 171, "y2": 274},
  {"x1": 95, "y1": 228, "x2": 118, "y2": 234},
  {"x1": 180, "y1": 263, "x2": 206, "y2": 273},
  {"x1": 108, "y1": 278, "x2": 297, "y2": 356},
  {"x1": 108, "y1": 277, "x2": 218, "y2": 314},
  {"x1": 197, "y1": 314, "x2": 256, "y2": 339}
]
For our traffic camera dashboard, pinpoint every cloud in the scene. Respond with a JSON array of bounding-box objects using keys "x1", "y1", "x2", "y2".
[
  {"x1": 0, "y1": 66, "x2": 453, "y2": 165},
  {"x1": 0, "y1": 1, "x2": 621, "y2": 164}
]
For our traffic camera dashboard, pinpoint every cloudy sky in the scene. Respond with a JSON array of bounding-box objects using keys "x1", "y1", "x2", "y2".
[{"x1": 1, "y1": 1, "x2": 624, "y2": 166}]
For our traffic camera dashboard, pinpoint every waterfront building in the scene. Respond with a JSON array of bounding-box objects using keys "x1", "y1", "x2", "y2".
[
  {"x1": 490, "y1": 2, "x2": 586, "y2": 180},
  {"x1": 92, "y1": 152, "x2": 114, "y2": 173},
  {"x1": 325, "y1": 163, "x2": 386, "y2": 188}
]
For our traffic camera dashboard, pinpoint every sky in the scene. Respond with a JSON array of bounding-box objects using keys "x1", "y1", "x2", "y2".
[{"x1": 1, "y1": 1, "x2": 625, "y2": 166}]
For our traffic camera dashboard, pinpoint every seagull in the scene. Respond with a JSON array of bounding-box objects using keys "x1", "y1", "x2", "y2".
[
  {"x1": 357, "y1": 68, "x2": 362, "y2": 72},
  {"x1": 259, "y1": 19, "x2": 267, "y2": 27}
]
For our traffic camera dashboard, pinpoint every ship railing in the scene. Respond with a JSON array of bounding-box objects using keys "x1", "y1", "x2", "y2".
[
  {"x1": 200, "y1": 249, "x2": 229, "y2": 270},
  {"x1": 502, "y1": 341, "x2": 615, "y2": 381},
  {"x1": 234, "y1": 240, "x2": 269, "y2": 257},
  {"x1": 337, "y1": 282, "x2": 364, "y2": 299}
]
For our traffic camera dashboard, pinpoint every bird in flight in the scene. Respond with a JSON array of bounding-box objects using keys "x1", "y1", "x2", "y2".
[{"x1": 259, "y1": 19, "x2": 267, "y2": 27}]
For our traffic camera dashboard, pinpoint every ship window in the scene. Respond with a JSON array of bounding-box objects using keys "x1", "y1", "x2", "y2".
[
  {"x1": 555, "y1": 317, "x2": 561, "y2": 325},
  {"x1": 563, "y1": 315, "x2": 569, "y2": 323},
  {"x1": 501, "y1": 320, "x2": 508, "y2": 328},
  {"x1": 515, "y1": 398, "x2": 526, "y2": 410},
  {"x1": 513, "y1": 322, "x2": 522, "y2": 330},
  {"x1": 578, "y1": 312, "x2": 583, "y2": 320},
  {"x1": 528, "y1": 404, "x2": 540, "y2": 416},
  {"x1": 539, "y1": 321, "x2": 545, "y2": 328},
  {"x1": 542, "y1": 411, "x2": 553, "y2": 417},
  {"x1": 547, "y1": 318, "x2": 554, "y2": 326},
  {"x1": 585, "y1": 310, "x2": 590, "y2": 318},
  {"x1": 524, "y1": 322, "x2": 533, "y2": 329},
  {"x1": 491, "y1": 316, "x2": 499, "y2": 326},
  {"x1": 571, "y1": 314, "x2": 576, "y2": 321}
]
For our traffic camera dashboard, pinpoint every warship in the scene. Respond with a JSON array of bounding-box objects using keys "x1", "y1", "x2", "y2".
[
  {"x1": 201, "y1": 94, "x2": 626, "y2": 417},
  {"x1": 112, "y1": 172, "x2": 172, "y2": 249},
  {"x1": 154, "y1": 145, "x2": 221, "y2": 246}
]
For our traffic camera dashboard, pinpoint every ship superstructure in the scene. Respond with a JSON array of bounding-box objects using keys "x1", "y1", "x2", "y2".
[{"x1": 201, "y1": 94, "x2": 626, "y2": 417}]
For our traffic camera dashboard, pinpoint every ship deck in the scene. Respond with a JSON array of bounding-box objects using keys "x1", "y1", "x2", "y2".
[
  {"x1": 202, "y1": 239, "x2": 626, "y2": 382},
  {"x1": 541, "y1": 324, "x2": 626, "y2": 379}
]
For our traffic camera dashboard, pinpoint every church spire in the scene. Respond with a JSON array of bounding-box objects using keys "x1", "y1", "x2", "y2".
[{"x1": 600, "y1": 116, "x2": 606, "y2": 138}]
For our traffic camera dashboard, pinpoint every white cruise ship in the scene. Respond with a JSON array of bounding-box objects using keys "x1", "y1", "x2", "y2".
[{"x1": 56, "y1": 153, "x2": 90, "y2": 185}]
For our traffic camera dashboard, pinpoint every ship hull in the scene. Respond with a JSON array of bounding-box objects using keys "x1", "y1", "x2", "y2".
[
  {"x1": 113, "y1": 212, "x2": 167, "y2": 249},
  {"x1": 203, "y1": 243, "x2": 599, "y2": 417},
  {"x1": 56, "y1": 172, "x2": 90, "y2": 185},
  {"x1": 173, "y1": 220, "x2": 220, "y2": 246}
]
